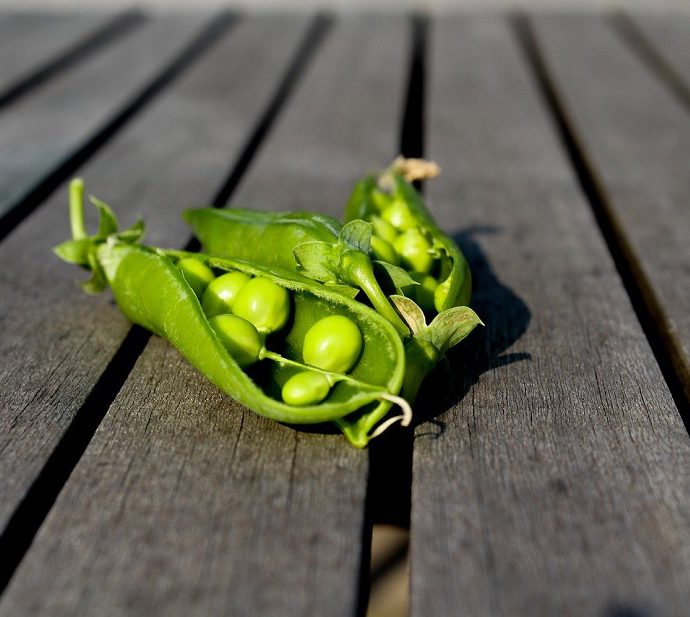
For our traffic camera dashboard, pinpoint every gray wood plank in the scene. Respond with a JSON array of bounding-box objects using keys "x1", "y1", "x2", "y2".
[
  {"x1": 0, "y1": 11, "x2": 141, "y2": 103},
  {"x1": 0, "y1": 14, "x2": 225, "y2": 543},
  {"x1": 410, "y1": 15, "x2": 690, "y2": 616},
  {"x1": 0, "y1": 14, "x2": 409, "y2": 617},
  {"x1": 0, "y1": 14, "x2": 212, "y2": 221},
  {"x1": 533, "y1": 14, "x2": 690, "y2": 407},
  {"x1": 629, "y1": 10, "x2": 690, "y2": 94},
  {"x1": 0, "y1": 14, "x2": 281, "y2": 544}
]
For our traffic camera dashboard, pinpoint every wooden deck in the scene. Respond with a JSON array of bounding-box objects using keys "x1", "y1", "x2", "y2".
[{"x1": 0, "y1": 9, "x2": 688, "y2": 616}]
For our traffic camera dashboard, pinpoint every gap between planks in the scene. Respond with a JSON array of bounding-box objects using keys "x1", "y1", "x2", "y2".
[
  {"x1": 0, "y1": 11, "x2": 236, "y2": 243},
  {"x1": 0, "y1": 10, "x2": 145, "y2": 111},
  {"x1": 0, "y1": 13, "x2": 331, "y2": 598},
  {"x1": 512, "y1": 11, "x2": 690, "y2": 430}
]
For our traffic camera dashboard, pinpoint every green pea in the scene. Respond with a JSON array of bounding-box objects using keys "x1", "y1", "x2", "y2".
[
  {"x1": 381, "y1": 199, "x2": 416, "y2": 231},
  {"x1": 202, "y1": 271, "x2": 250, "y2": 317},
  {"x1": 371, "y1": 190, "x2": 393, "y2": 212},
  {"x1": 393, "y1": 228, "x2": 434, "y2": 274},
  {"x1": 232, "y1": 277, "x2": 291, "y2": 334},
  {"x1": 370, "y1": 236, "x2": 399, "y2": 265},
  {"x1": 303, "y1": 315, "x2": 362, "y2": 373},
  {"x1": 282, "y1": 371, "x2": 331, "y2": 406},
  {"x1": 209, "y1": 314, "x2": 263, "y2": 368},
  {"x1": 371, "y1": 215, "x2": 398, "y2": 243},
  {"x1": 410, "y1": 272, "x2": 438, "y2": 312},
  {"x1": 178, "y1": 258, "x2": 215, "y2": 298}
]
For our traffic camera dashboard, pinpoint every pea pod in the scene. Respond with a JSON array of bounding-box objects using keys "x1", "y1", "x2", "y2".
[
  {"x1": 55, "y1": 180, "x2": 411, "y2": 445},
  {"x1": 343, "y1": 157, "x2": 472, "y2": 313},
  {"x1": 184, "y1": 207, "x2": 412, "y2": 337}
]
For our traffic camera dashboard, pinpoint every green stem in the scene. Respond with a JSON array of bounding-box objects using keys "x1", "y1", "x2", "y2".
[
  {"x1": 260, "y1": 348, "x2": 412, "y2": 422},
  {"x1": 343, "y1": 252, "x2": 410, "y2": 338},
  {"x1": 261, "y1": 349, "x2": 378, "y2": 391},
  {"x1": 69, "y1": 178, "x2": 87, "y2": 240}
]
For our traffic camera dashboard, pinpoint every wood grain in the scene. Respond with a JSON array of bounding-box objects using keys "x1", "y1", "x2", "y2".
[
  {"x1": 0, "y1": 14, "x2": 214, "y2": 220},
  {"x1": 533, "y1": 13, "x2": 690, "y2": 403},
  {"x1": 0, "y1": 11, "x2": 139, "y2": 100},
  {"x1": 628, "y1": 11, "x2": 690, "y2": 93},
  {"x1": 0, "y1": 14, "x2": 409, "y2": 616},
  {"x1": 0, "y1": 14, "x2": 303, "y2": 542},
  {"x1": 410, "y1": 14, "x2": 690, "y2": 616}
]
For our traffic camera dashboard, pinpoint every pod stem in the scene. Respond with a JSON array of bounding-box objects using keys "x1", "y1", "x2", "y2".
[
  {"x1": 69, "y1": 178, "x2": 87, "y2": 240},
  {"x1": 360, "y1": 277, "x2": 410, "y2": 337},
  {"x1": 349, "y1": 259, "x2": 410, "y2": 338}
]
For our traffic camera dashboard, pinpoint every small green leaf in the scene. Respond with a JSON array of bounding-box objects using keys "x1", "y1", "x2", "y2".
[
  {"x1": 324, "y1": 282, "x2": 360, "y2": 299},
  {"x1": 373, "y1": 261, "x2": 419, "y2": 294},
  {"x1": 117, "y1": 218, "x2": 145, "y2": 243},
  {"x1": 427, "y1": 306, "x2": 483, "y2": 356},
  {"x1": 81, "y1": 251, "x2": 107, "y2": 294},
  {"x1": 293, "y1": 241, "x2": 339, "y2": 282},
  {"x1": 53, "y1": 238, "x2": 93, "y2": 266},
  {"x1": 89, "y1": 195, "x2": 119, "y2": 236},
  {"x1": 390, "y1": 295, "x2": 426, "y2": 335},
  {"x1": 339, "y1": 219, "x2": 372, "y2": 252}
]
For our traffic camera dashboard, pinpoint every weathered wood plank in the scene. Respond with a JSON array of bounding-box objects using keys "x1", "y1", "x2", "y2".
[
  {"x1": 0, "y1": 14, "x2": 409, "y2": 616},
  {"x1": 0, "y1": 11, "x2": 142, "y2": 105},
  {"x1": 0, "y1": 14, "x2": 214, "y2": 223},
  {"x1": 533, "y1": 14, "x2": 690, "y2": 406},
  {"x1": 0, "y1": 13, "x2": 265, "y2": 543},
  {"x1": 628, "y1": 11, "x2": 690, "y2": 94},
  {"x1": 410, "y1": 15, "x2": 690, "y2": 616}
]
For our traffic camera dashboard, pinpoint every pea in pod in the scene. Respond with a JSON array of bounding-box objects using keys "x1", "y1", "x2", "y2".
[
  {"x1": 343, "y1": 157, "x2": 472, "y2": 313},
  {"x1": 184, "y1": 207, "x2": 413, "y2": 337},
  {"x1": 54, "y1": 180, "x2": 411, "y2": 445}
]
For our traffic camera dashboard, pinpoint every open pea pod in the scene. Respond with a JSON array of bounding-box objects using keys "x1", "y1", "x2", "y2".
[
  {"x1": 336, "y1": 295, "x2": 482, "y2": 446},
  {"x1": 343, "y1": 157, "x2": 472, "y2": 313},
  {"x1": 184, "y1": 207, "x2": 412, "y2": 337},
  {"x1": 55, "y1": 180, "x2": 410, "y2": 445}
]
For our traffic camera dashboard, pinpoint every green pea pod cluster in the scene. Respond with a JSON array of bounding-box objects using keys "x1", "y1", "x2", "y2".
[
  {"x1": 184, "y1": 207, "x2": 412, "y2": 337},
  {"x1": 182, "y1": 159, "x2": 482, "y2": 446},
  {"x1": 55, "y1": 180, "x2": 411, "y2": 444},
  {"x1": 56, "y1": 159, "x2": 482, "y2": 449},
  {"x1": 344, "y1": 160, "x2": 471, "y2": 314}
]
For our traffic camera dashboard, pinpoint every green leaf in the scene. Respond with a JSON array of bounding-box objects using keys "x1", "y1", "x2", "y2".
[
  {"x1": 390, "y1": 295, "x2": 426, "y2": 335},
  {"x1": 89, "y1": 195, "x2": 119, "y2": 237},
  {"x1": 373, "y1": 261, "x2": 419, "y2": 294},
  {"x1": 324, "y1": 282, "x2": 360, "y2": 299},
  {"x1": 293, "y1": 241, "x2": 339, "y2": 282},
  {"x1": 117, "y1": 218, "x2": 145, "y2": 243},
  {"x1": 427, "y1": 306, "x2": 483, "y2": 356},
  {"x1": 339, "y1": 219, "x2": 372, "y2": 252},
  {"x1": 53, "y1": 238, "x2": 93, "y2": 266},
  {"x1": 81, "y1": 251, "x2": 107, "y2": 294}
]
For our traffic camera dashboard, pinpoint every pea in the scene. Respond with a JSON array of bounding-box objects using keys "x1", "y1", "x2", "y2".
[
  {"x1": 209, "y1": 314, "x2": 263, "y2": 368},
  {"x1": 202, "y1": 271, "x2": 250, "y2": 317},
  {"x1": 178, "y1": 258, "x2": 215, "y2": 298},
  {"x1": 393, "y1": 228, "x2": 434, "y2": 274},
  {"x1": 410, "y1": 272, "x2": 438, "y2": 312},
  {"x1": 370, "y1": 236, "x2": 399, "y2": 265},
  {"x1": 281, "y1": 371, "x2": 331, "y2": 406},
  {"x1": 371, "y1": 190, "x2": 393, "y2": 212},
  {"x1": 381, "y1": 199, "x2": 416, "y2": 231},
  {"x1": 371, "y1": 215, "x2": 398, "y2": 243},
  {"x1": 303, "y1": 315, "x2": 362, "y2": 373},
  {"x1": 232, "y1": 277, "x2": 291, "y2": 334}
]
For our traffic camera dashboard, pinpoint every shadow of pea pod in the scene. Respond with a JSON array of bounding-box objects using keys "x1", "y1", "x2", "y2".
[{"x1": 413, "y1": 226, "x2": 532, "y2": 437}]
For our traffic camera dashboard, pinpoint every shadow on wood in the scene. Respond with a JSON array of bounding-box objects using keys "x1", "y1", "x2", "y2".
[{"x1": 414, "y1": 225, "x2": 532, "y2": 435}]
